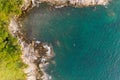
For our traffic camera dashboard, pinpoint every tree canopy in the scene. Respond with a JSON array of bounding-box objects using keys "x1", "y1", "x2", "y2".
[{"x1": 0, "y1": 0, "x2": 26, "y2": 80}]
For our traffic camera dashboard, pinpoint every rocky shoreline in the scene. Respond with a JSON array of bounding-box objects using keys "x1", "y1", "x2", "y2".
[
  {"x1": 9, "y1": 18, "x2": 54, "y2": 80},
  {"x1": 31, "y1": 0, "x2": 109, "y2": 8},
  {"x1": 8, "y1": 0, "x2": 110, "y2": 80}
]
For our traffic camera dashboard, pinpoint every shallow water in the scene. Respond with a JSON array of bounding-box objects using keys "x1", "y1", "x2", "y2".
[{"x1": 22, "y1": 1, "x2": 120, "y2": 80}]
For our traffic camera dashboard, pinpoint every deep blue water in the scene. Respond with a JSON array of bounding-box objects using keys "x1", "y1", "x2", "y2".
[{"x1": 23, "y1": 0, "x2": 120, "y2": 80}]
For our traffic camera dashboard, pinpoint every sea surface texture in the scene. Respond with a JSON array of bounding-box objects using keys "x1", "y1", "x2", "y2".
[{"x1": 22, "y1": 0, "x2": 120, "y2": 80}]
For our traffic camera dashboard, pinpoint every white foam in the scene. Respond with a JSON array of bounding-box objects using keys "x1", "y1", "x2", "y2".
[
  {"x1": 36, "y1": 40, "x2": 41, "y2": 44},
  {"x1": 43, "y1": 45, "x2": 52, "y2": 56}
]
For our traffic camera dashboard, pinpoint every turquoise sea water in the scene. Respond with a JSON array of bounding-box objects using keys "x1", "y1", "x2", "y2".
[{"x1": 23, "y1": 0, "x2": 120, "y2": 80}]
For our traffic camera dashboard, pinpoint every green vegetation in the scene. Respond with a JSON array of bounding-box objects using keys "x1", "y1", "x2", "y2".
[{"x1": 0, "y1": 0, "x2": 26, "y2": 80}]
